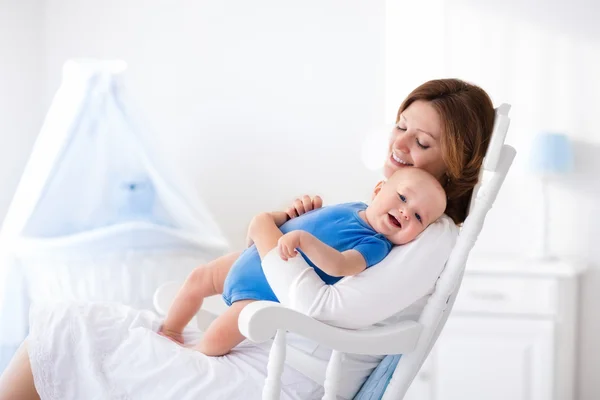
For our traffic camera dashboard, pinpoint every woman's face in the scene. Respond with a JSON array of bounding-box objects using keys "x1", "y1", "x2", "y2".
[{"x1": 383, "y1": 100, "x2": 447, "y2": 180}]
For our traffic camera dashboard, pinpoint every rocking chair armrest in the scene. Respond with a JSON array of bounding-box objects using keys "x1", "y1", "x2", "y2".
[{"x1": 238, "y1": 301, "x2": 422, "y2": 356}]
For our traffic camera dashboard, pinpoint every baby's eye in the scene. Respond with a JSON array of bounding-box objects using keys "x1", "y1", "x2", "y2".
[
  {"x1": 399, "y1": 194, "x2": 406, "y2": 202},
  {"x1": 415, "y1": 213, "x2": 422, "y2": 223},
  {"x1": 396, "y1": 125, "x2": 407, "y2": 132}
]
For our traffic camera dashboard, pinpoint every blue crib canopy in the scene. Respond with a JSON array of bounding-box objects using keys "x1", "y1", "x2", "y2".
[{"x1": 1, "y1": 59, "x2": 229, "y2": 253}]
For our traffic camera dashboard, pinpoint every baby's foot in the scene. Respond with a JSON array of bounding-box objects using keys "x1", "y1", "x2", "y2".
[{"x1": 158, "y1": 326, "x2": 184, "y2": 345}]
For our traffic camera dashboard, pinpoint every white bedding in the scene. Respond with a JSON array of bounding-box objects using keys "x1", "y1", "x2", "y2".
[{"x1": 28, "y1": 301, "x2": 323, "y2": 400}]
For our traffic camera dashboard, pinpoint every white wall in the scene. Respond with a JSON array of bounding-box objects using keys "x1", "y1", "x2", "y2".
[
  {"x1": 41, "y1": 0, "x2": 386, "y2": 249},
  {"x1": 0, "y1": 0, "x2": 44, "y2": 217}
]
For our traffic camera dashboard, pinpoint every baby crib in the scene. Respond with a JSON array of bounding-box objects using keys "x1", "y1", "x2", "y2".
[
  {"x1": 155, "y1": 104, "x2": 515, "y2": 399},
  {"x1": 0, "y1": 60, "x2": 231, "y2": 371}
]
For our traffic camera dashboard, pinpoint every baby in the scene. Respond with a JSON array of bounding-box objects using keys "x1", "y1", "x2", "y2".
[{"x1": 159, "y1": 167, "x2": 446, "y2": 355}]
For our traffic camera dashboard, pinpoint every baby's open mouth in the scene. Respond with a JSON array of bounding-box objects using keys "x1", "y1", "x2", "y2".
[{"x1": 388, "y1": 213, "x2": 401, "y2": 228}]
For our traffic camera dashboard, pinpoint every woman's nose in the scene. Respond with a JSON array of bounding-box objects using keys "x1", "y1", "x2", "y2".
[{"x1": 392, "y1": 131, "x2": 411, "y2": 153}]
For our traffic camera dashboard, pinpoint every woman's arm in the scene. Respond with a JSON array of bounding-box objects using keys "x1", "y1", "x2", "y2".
[
  {"x1": 278, "y1": 231, "x2": 366, "y2": 277},
  {"x1": 262, "y1": 215, "x2": 459, "y2": 329}
]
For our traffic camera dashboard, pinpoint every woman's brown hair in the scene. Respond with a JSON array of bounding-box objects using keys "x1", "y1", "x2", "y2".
[{"x1": 396, "y1": 79, "x2": 495, "y2": 225}]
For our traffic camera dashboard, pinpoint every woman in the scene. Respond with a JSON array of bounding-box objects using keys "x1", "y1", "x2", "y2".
[{"x1": 0, "y1": 78, "x2": 495, "y2": 400}]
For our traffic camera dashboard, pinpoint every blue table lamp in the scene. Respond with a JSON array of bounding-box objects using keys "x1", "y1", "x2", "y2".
[{"x1": 528, "y1": 132, "x2": 574, "y2": 259}]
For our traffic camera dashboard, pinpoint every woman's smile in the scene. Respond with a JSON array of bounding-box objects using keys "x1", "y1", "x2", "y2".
[{"x1": 390, "y1": 151, "x2": 413, "y2": 167}]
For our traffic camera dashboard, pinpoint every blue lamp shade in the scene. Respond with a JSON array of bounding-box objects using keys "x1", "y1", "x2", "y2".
[{"x1": 528, "y1": 132, "x2": 574, "y2": 175}]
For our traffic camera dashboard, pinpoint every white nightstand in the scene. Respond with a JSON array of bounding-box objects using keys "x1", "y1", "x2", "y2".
[{"x1": 405, "y1": 256, "x2": 586, "y2": 400}]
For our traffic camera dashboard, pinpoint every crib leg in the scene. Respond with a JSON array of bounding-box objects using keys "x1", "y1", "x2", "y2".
[
  {"x1": 263, "y1": 329, "x2": 286, "y2": 400},
  {"x1": 322, "y1": 350, "x2": 343, "y2": 400}
]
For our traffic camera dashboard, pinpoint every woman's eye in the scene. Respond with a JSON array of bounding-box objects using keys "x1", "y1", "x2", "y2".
[
  {"x1": 399, "y1": 194, "x2": 406, "y2": 202},
  {"x1": 416, "y1": 138, "x2": 429, "y2": 149},
  {"x1": 396, "y1": 125, "x2": 407, "y2": 132},
  {"x1": 415, "y1": 213, "x2": 422, "y2": 223}
]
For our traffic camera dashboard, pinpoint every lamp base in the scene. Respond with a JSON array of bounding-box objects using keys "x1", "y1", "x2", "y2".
[{"x1": 528, "y1": 177, "x2": 553, "y2": 263}]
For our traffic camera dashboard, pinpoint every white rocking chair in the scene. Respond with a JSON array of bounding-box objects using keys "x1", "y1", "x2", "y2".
[{"x1": 154, "y1": 104, "x2": 515, "y2": 400}]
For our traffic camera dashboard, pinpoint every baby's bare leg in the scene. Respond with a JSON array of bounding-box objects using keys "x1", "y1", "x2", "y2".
[
  {"x1": 161, "y1": 251, "x2": 241, "y2": 340},
  {"x1": 193, "y1": 300, "x2": 254, "y2": 356}
]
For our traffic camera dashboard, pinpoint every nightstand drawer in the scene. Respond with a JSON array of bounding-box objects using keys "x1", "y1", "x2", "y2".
[{"x1": 453, "y1": 275, "x2": 558, "y2": 316}]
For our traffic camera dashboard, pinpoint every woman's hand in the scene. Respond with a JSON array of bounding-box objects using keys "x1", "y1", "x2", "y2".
[
  {"x1": 277, "y1": 231, "x2": 304, "y2": 261},
  {"x1": 286, "y1": 195, "x2": 323, "y2": 219}
]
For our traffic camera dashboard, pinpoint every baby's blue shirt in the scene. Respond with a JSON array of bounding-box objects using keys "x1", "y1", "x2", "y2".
[{"x1": 222, "y1": 202, "x2": 393, "y2": 305}]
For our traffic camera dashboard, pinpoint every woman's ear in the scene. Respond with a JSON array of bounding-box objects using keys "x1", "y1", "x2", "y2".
[{"x1": 371, "y1": 180, "x2": 385, "y2": 201}]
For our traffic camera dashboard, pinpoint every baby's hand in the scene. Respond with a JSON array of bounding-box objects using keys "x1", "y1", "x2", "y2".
[
  {"x1": 158, "y1": 325, "x2": 184, "y2": 345},
  {"x1": 277, "y1": 231, "x2": 303, "y2": 261}
]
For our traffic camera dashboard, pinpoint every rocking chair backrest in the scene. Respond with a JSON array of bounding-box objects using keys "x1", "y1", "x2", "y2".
[{"x1": 381, "y1": 104, "x2": 515, "y2": 399}]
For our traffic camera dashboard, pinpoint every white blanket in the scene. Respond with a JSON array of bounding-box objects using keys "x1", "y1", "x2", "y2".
[{"x1": 28, "y1": 302, "x2": 323, "y2": 400}]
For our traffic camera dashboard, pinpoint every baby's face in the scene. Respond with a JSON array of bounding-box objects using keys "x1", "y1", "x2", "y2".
[{"x1": 366, "y1": 169, "x2": 446, "y2": 245}]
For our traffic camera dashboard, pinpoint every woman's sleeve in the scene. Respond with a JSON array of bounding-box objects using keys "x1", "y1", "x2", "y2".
[{"x1": 261, "y1": 216, "x2": 458, "y2": 329}]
